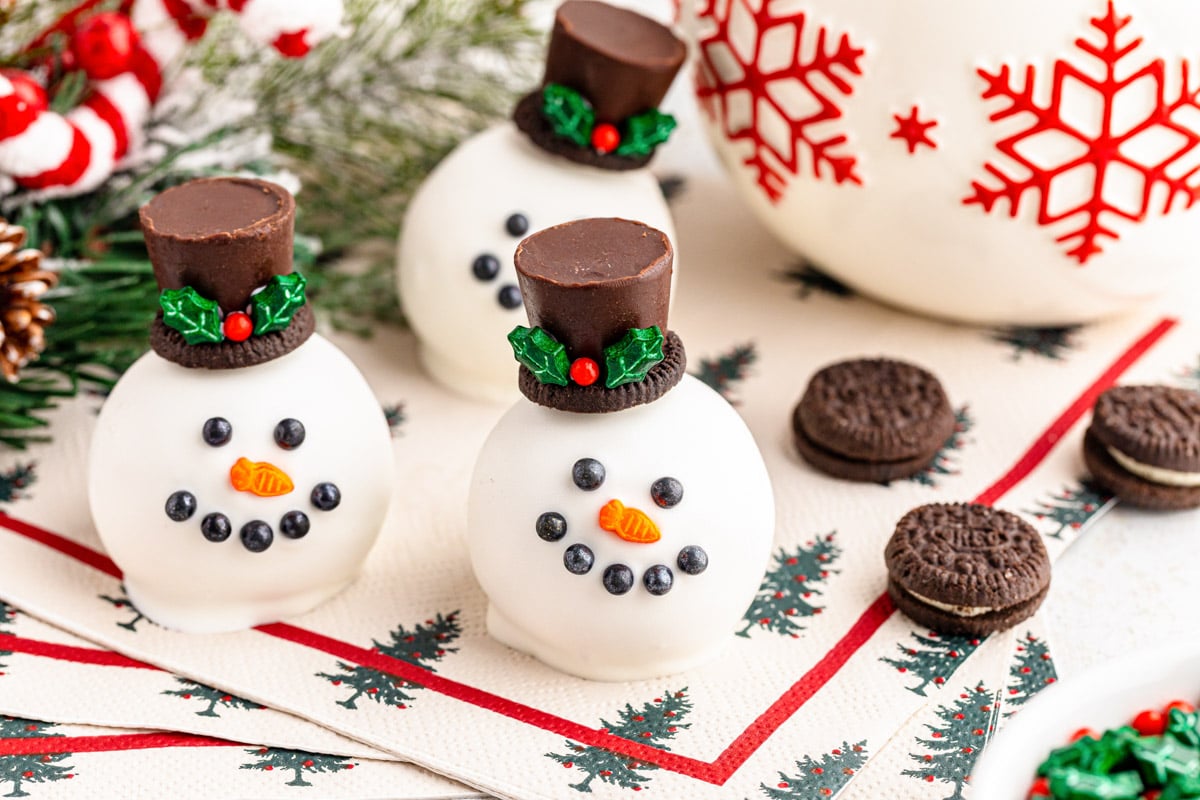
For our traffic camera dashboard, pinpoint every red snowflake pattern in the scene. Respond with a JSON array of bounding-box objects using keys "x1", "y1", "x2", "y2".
[
  {"x1": 694, "y1": 0, "x2": 864, "y2": 202},
  {"x1": 966, "y1": 1, "x2": 1200, "y2": 264},
  {"x1": 891, "y1": 106, "x2": 938, "y2": 154}
]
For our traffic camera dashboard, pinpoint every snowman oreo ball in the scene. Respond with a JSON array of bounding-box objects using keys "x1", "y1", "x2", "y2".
[
  {"x1": 398, "y1": 0, "x2": 684, "y2": 402},
  {"x1": 88, "y1": 178, "x2": 394, "y2": 633},
  {"x1": 468, "y1": 218, "x2": 776, "y2": 680}
]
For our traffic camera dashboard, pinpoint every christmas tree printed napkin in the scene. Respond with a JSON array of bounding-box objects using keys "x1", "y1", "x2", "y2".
[
  {"x1": 0, "y1": 209, "x2": 1194, "y2": 800},
  {"x1": 0, "y1": 718, "x2": 483, "y2": 799}
]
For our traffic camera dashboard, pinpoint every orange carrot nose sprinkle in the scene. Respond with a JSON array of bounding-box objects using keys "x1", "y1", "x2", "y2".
[
  {"x1": 229, "y1": 457, "x2": 294, "y2": 497},
  {"x1": 598, "y1": 499, "x2": 661, "y2": 544}
]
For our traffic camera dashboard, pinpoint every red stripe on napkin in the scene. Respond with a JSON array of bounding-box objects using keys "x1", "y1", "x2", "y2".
[
  {"x1": 0, "y1": 634, "x2": 158, "y2": 670},
  {"x1": 0, "y1": 731, "x2": 234, "y2": 756}
]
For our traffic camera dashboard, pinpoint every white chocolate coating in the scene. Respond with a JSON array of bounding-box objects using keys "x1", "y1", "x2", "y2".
[
  {"x1": 468, "y1": 376, "x2": 775, "y2": 681},
  {"x1": 1108, "y1": 447, "x2": 1200, "y2": 488},
  {"x1": 397, "y1": 123, "x2": 677, "y2": 402},
  {"x1": 680, "y1": 0, "x2": 1200, "y2": 324},
  {"x1": 88, "y1": 335, "x2": 394, "y2": 633}
]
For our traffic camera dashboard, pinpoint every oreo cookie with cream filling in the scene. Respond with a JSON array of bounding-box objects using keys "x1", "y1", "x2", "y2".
[
  {"x1": 884, "y1": 502, "x2": 1051, "y2": 637},
  {"x1": 1083, "y1": 385, "x2": 1200, "y2": 510}
]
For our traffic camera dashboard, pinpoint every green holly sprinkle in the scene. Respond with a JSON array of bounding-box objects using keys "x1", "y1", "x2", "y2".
[
  {"x1": 509, "y1": 326, "x2": 570, "y2": 386},
  {"x1": 160, "y1": 287, "x2": 222, "y2": 345},
  {"x1": 603, "y1": 326, "x2": 665, "y2": 388},
  {"x1": 616, "y1": 109, "x2": 677, "y2": 158},
  {"x1": 251, "y1": 273, "x2": 307, "y2": 335},
  {"x1": 542, "y1": 84, "x2": 594, "y2": 148}
]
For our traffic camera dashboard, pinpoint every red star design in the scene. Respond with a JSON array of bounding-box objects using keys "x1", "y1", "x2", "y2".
[{"x1": 891, "y1": 106, "x2": 938, "y2": 154}]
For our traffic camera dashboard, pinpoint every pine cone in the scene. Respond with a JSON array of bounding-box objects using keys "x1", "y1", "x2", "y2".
[{"x1": 0, "y1": 219, "x2": 57, "y2": 382}]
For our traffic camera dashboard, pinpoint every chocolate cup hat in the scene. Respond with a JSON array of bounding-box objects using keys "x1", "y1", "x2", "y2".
[
  {"x1": 513, "y1": 0, "x2": 686, "y2": 170},
  {"x1": 512, "y1": 217, "x2": 685, "y2": 412},
  {"x1": 140, "y1": 177, "x2": 314, "y2": 370}
]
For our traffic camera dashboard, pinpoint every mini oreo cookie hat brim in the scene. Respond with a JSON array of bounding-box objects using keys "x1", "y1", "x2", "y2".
[
  {"x1": 887, "y1": 577, "x2": 1050, "y2": 637},
  {"x1": 1083, "y1": 428, "x2": 1200, "y2": 511}
]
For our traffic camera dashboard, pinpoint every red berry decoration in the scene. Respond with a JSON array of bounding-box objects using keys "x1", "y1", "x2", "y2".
[
  {"x1": 272, "y1": 29, "x2": 312, "y2": 58},
  {"x1": 72, "y1": 12, "x2": 138, "y2": 80},
  {"x1": 570, "y1": 357, "x2": 600, "y2": 387},
  {"x1": 1070, "y1": 727, "x2": 1098, "y2": 741},
  {"x1": 0, "y1": 70, "x2": 48, "y2": 138},
  {"x1": 590, "y1": 123, "x2": 620, "y2": 155},
  {"x1": 1165, "y1": 700, "x2": 1195, "y2": 714},
  {"x1": 1027, "y1": 776, "x2": 1051, "y2": 798},
  {"x1": 223, "y1": 311, "x2": 253, "y2": 342},
  {"x1": 1132, "y1": 708, "x2": 1167, "y2": 736}
]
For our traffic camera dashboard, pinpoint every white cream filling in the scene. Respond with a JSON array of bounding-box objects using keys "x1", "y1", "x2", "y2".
[
  {"x1": 909, "y1": 589, "x2": 996, "y2": 618},
  {"x1": 1107, "y1": 447, "x2": 1200, "y2": 488}
]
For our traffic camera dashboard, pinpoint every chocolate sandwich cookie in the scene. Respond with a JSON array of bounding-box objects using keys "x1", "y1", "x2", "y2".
[
  {"x1": 1083, "y1": 385, "x2": 1200, "y2": 510},
  {"x1": 885, "y1": 503, "x2": 1050, "y2": 637},
  {"x1": 792, "y1": 358, "x2": 956, "y2": 482}
]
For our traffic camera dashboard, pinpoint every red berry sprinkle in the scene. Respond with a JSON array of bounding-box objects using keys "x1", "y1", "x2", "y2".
[
  {"x1": 570, "y1": 357, "x2": 600, "y2": 386},
  {"x1": 1070, "y1": 727, "x2": 1097, "y2": 741},
  {"x1": 1132, "y1": 709, "x2": 1167, "y2": 736},
  {"x1": 590, "y1": 123, "x2": 620, "y2": 154},
  {"x1": 1028, "y1": 776, "x2": 1051, "y2": 798},
  {"x1": 1165, "y1": 700, "x2": 1195, "y2": 715},
  {"x1": 223, "y1": 311, "x2": 253, "y2": 342}
]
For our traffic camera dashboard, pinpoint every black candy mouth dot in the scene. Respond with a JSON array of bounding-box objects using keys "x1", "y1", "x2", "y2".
[
  {"x1": 164, "y1": 490, "x2": 197, "y2": 522},
  {"x1": 497, "y1": 284, "x2": 522, "y2": 310},
  {"x1": 536, "y1": 511, "x2": 568, "y2": 542},
  {"x1": 240, "y1": 520, "x2": 273, "y2": 553},
  {"x1": 505, "y1": 212, "x2": 529, "y2": 237},
  {"x1": 472, "y1": 253, "x2": 500, "y2": 282}
]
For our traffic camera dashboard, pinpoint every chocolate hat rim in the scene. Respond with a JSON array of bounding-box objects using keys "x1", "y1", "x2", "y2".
[
  {"x1": 512, "y1": 92, "x2": 654, "y2": 171},
  {"x1": 518, "y1": 330, "x2": 686, "y2": 413},
  {"x1": 150, "y1": 304, "x2": 316, "y2": 370},
  {"x1": 138, "y1": 177, "x2": 296, "y2": 245}
]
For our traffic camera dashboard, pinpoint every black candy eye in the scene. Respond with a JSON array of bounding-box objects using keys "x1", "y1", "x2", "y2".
[
  {"x1": 311, "y1": 482, "x2": 341, "y2": 511},
  {"x1": 536, "y1": 512, "x2": 567, "y2": 542},
  {"x1": 280, "y1": 510, "x2": 310, "y2": 539},
  {"x1": 201, "y1": 512, "x2": 231, "y2": 542},
  {"x1": 274, "y1": 418, "x2": 305, "y2": 450},
  {"x1": 651, "y1": 477, "x2": 683, "y2": 508},
  {"x1": 572, "y1": 458, "x2": 605, "y2": 491},
  {"x1": 505, "y1": 213, "x2": 529, "y2": 237},
  {"x1": 497, "y1": 284, "x2": 522, "y2": 309},
  {"x1": 473, "y1": 253, "x2": 500, "y2": 282},
  {"x1": 165, "y1": 490, "x2": 196, "y2": 522},
  {"x1": 202, "y1": 417, "x2": 232, "y2": 447}
]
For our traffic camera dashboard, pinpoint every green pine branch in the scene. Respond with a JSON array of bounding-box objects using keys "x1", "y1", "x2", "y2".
[{"x1": 191, "y1": 0, "x2": 539, "y2": 253}]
